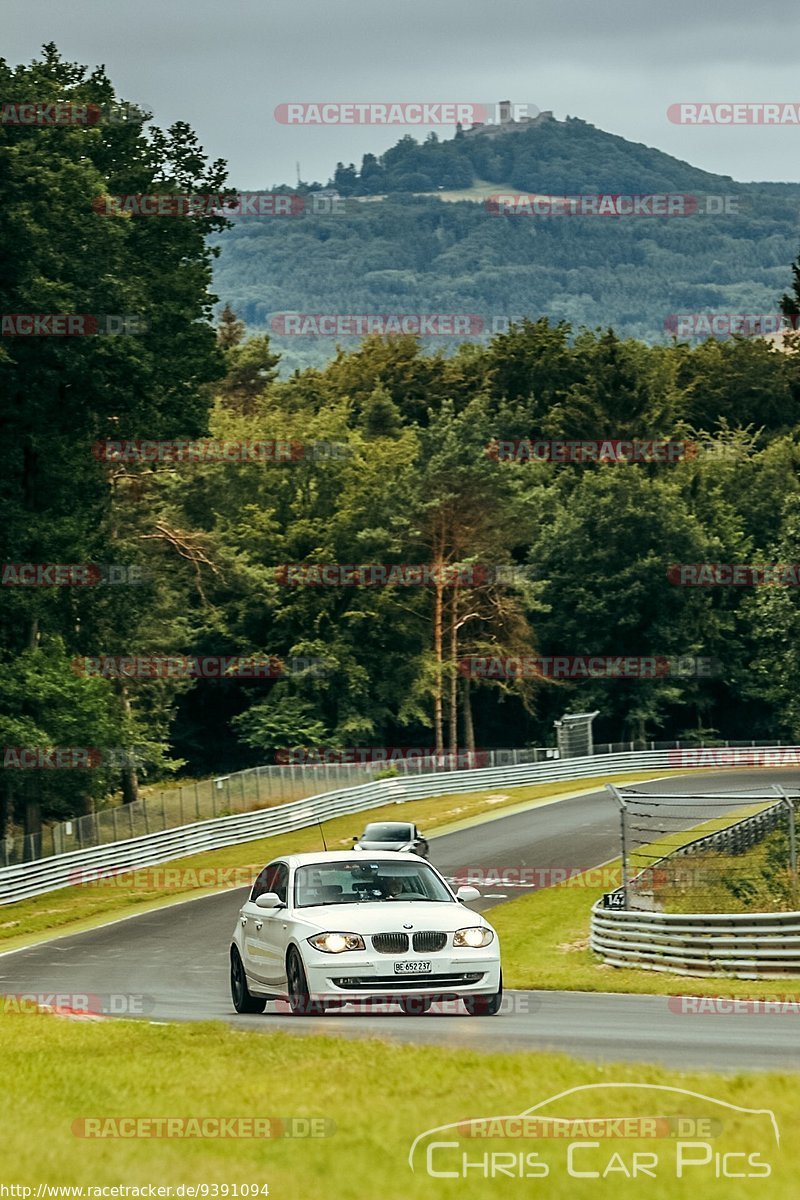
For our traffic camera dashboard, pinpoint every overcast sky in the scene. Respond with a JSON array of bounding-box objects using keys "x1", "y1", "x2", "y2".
[{"x1": 4, "y1": 0, "x2": 800, "y2": 188}]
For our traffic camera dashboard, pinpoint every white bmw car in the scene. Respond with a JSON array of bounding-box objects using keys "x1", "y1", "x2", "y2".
[{"x1": 230, "y1": 851, "x2": 502, "y2": 1016}]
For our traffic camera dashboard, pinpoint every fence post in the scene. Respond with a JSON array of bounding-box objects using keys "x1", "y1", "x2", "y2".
[{"x1": 607, "y1": 785, "x2": 629, "y2": 908}]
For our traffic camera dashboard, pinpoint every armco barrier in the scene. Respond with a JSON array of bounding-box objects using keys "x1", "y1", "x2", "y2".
[
  {"x1": 3, "y1": 745, "x2": 799, "y2": 907},
  {"x1": 590, "y1": 906, "x2": 800, "y2": 978}
]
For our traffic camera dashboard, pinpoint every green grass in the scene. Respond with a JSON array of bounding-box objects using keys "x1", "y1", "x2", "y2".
[
  {"x1": 0, "y1": 771, "x2": 670, "y2": 953},
  {"x1": 628, "y1": 800, "x2": 775, "y2": 878},
  {"x1": 0, "y1": 1010, "x2": 794, "y2": 1199},
  {"x1": 657, "y1": 829, "x2": 799, "y2": 914},
  {"x1": 425, "y1": 178, "x2": 516, "y2": 201}
]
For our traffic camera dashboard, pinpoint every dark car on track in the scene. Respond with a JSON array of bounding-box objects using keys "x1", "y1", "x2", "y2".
[{"x1": 352, "y1": 820, "x2": 429, "y2": 857}]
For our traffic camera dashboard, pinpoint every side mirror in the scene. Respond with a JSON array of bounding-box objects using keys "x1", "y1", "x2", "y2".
[
  {"x1": 255, "y1": 892, "x2": 284, "y2": 910},
  {"x1": 456, "y1": 885, "x2": 481, "y2": 903}
]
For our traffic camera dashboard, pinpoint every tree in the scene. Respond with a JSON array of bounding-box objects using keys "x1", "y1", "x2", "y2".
[
  {"x1": 333, "y1": 162, "x2": 358, "y2": 194},
  {"x1": 359, "y1": 385, "x2": 403, "y2": 439},
  {"x1": 0, "y1": 44, "x2": 227, "y2": 828},
  {"x1": 217, "y1": 303, "x2": 245, "y2": 349},
  {"x1": 217, "y1": 335, "x2": 281, "y2": 415}
]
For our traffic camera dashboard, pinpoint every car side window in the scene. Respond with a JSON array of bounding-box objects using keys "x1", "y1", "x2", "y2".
[
  {"x1": 251, "y1": 861, "x2": 280, "y2": 902},
  {"x1": 273, "y1": 863, "x2": 289, "y2": 904}
]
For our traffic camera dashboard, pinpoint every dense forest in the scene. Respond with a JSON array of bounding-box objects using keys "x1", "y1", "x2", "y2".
[
  {"x1": 213, "y1": 117, "x2": 800, "y2": 371},
  {"x1": 5, "y1": 47, "x2": 800, "y2": 840}
]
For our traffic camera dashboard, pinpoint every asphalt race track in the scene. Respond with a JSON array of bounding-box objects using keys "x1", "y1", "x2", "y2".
[{"x1": 3, "y1": 769, "x2": 800, "y2": 1072}]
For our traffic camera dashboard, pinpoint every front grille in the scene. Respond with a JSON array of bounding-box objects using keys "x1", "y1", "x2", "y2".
[
  {"x1": 331, "y1": 973, "x2": 484, "y2": 991},
  {"x1": 412, "y1": 931, "x2": 447, "y2": 953},
  {"x1": 372, "y1": 932, "x2": 409, "y2": 954}
]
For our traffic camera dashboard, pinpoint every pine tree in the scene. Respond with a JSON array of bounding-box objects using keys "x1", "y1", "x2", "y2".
[{"x1": 217, "y1": 303, "x2": 246, "y2": 349}]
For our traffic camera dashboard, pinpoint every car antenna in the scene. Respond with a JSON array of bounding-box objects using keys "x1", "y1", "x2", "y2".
[{"x1": 316, "y1": 811, "x2": 329, "y2": 852}]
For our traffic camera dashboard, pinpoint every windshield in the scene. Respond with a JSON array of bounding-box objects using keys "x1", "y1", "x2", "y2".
[
  {"x1": 361, "y1": 823, "x2": 412, "y2": 842},
  {"x1": 294, "y1": 860, "x2": 452, "y2": 907}
]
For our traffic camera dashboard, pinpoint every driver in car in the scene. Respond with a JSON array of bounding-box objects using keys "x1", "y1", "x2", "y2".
[{"x1": 382, "y1": 875, "x2": 408, "y2": 899}]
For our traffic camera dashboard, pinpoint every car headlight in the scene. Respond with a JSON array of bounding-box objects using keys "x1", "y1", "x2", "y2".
[
  {"x1": 453, "y1": 926, "x2": 494, "y2": 948},
  {"x1": 307, "y1": 932, "x2": 366, "y2": 953}
]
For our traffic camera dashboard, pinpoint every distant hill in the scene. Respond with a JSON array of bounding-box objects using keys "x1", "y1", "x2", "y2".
[{"x1": 210, "y1": 116, "x2": 800, "y2": 374}]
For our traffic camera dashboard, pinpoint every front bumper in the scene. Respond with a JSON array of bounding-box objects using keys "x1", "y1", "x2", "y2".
[{"x1": 303, "y1": 951, "x2": 501, "y2": 1000}]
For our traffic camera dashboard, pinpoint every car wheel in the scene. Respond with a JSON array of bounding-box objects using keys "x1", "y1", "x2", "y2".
[
  {"x1": 230, "y1": 947, "x2": 266, "y2": 1014},
  {"x1": 463, "y1": 973, "x2": 503, "y2": 1016},
  {"x1": 397, "y1": 996, "x2": 433, "y2": 1014},
  {"x1": 287, "y1": 947, "x2": 325, "y2": 1016}
]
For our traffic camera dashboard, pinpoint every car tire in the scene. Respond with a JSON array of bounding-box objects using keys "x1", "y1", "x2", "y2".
[
  {"x1": 397, "y1": 996, "x2": 433, "y2": 1014},
  {"x1": 287, "y1": 947, "x2": 325, "y2": 1016},
  {"x1": 463, "y1": 973, "x2": 503, "y2": 1016},
  {"x1": 230, "y1": 946, "x2": 266, "y2": 1014}
]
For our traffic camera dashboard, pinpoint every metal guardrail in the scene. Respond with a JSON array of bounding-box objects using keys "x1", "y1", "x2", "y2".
[
  {"x1": 3, "y1": 743, "x2": 799, "y2": 909},
  {"x1": 3, "y1": 748, "x2": 556, "y2": 867},
  {"x1": 4, "y1": 738, "x2": 791, "y2": 867},
  {"x1": 591, "y1": 907, "x2": 800, "y2": 978},
  {"x1": 0, "y1": 744, "x2": 741, "y2": 907}
]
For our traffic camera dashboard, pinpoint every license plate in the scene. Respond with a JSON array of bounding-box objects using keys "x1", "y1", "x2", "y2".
[{"x1": 394, "y1": 960, "x2": 432, "y2": 975}]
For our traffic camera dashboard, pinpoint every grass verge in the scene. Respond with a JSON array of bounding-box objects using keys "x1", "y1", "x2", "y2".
[
  {"x1": 657, "y1": 829, "x2": 799, "y2": 914},
  {"x1": 0, "y1": 1009, "x2": 793, "y2": 1200}
]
